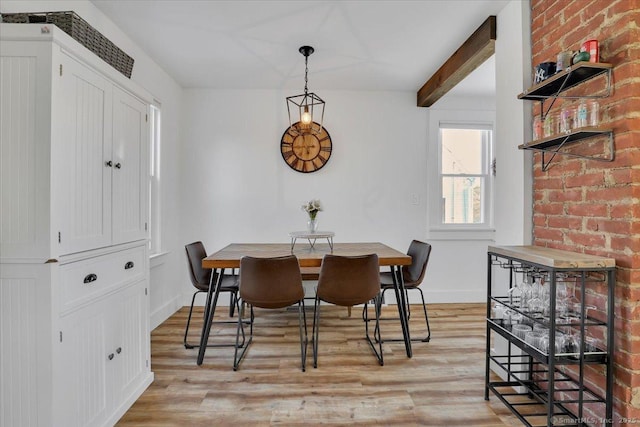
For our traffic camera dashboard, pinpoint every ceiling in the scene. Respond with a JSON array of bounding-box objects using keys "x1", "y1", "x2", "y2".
[{"x1": 91, "y1": 0, "x2": 508, "y2": 97}]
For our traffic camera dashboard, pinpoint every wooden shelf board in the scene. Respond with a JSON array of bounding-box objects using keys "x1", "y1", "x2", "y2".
[{"x1": 488, "y1": 245, "x2": 616, "y2": 269}]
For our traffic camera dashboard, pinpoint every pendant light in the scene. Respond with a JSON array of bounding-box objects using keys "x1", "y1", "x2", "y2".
[{"x1": 286, "y1": 46, "x2": 325, "y2": 136}]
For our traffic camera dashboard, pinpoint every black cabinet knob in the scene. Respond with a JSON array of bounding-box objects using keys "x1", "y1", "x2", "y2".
[
  {"x1": 114, "y1": 162, "x2": 122, "y2": 169},
  {"x1": 108, "y1": 353, "x2": 114, "y2": 361},
  {"x1": 83, "y1": 273, "x2": 98, "y2": 284},
  {"x1": 105, "y1": 160, "x2": 113, "y2": 167},
  {"x1": 116, "y1": 347, "x2": 122, "y2": 354},
  {"x1": 124, "y1": 261, "x2": 134, "y2": 270}
]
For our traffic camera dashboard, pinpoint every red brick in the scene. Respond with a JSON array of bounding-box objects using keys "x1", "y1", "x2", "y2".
[
  {"x1": 565, "y1": 172, "x2": 604, "y2": 187},
  {"x1": 534, "y1": 201, "x2": 565, "y2": 215},
  {"x1": 611, "y1": 236, "x2": 640, "y2": 253},
  {"x1": 585, "y1": 186, "x2": 635, "y2": 202},
  {"x1": 566, "y1": 231, "x2": 606, "y2": 247},
  {"x1": 566, "y1": 203, "x2": 608, "y2": 217},
  {"x1": 535, "y1": 227, "x2": 565, "y2": 242},
  {"x1": 548, "y1": 215, "x2": 582, "y2": 229},
  {"x1": 549, "y1": 188, "x2": 582, "y2": 202}
]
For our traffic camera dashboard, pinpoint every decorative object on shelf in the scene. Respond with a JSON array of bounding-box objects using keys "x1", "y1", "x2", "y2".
[
  {"x1": 301, "y1": 199, "x2": 322, "y2": 232},
  {"x1": 556, "y1": 51, "x2": 573, "y2": 73},
  {"x1": 581, "y1": 39, "x2": 599, "y2": 63},
  {"x1": 1, "y1": 11, "x2": 134, "y2": 78},
  {"x1": 534, "y1": 61, "x2": 556, "y2": 84},
  {"x1": 572, "y1": 50, "x2": 590, "y2": 65},
  {"x1": 280, "y1": 121, "x2": 332, "y2": 173},
  {"x1": 286, "y1": 46, "x2": 325, "y2": 136}
]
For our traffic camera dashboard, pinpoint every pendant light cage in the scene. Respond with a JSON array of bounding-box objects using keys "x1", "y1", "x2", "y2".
[{"x1": 286, "y1": 45, "x2": 325, "y2": 136}]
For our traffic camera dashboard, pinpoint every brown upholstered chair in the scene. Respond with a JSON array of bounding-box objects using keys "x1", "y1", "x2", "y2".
[
  {"x1": 233, "y1": 255, "x2": 307, "y2": 371},
  {"x1": 376, "y1": 240, "x2": 432, "y2": 342},
  {"x1": 184, "y1": 241, "x2": 241, "y2": 349},
  {"x1": 313, "y1": 253, "x2": 383, "y2": 367}
]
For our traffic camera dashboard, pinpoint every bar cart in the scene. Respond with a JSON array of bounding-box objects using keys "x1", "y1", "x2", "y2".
[{"x1": 485, "y1": 246, "x2": 615, "y2": 427}]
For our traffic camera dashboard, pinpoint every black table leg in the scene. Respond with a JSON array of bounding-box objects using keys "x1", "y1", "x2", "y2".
[
  {"x1": 391, "y1": 265, "x2": 412, "y2": 357},
  {"x1": 197, "y1": 268, "x2": 224, "y2": 365}
]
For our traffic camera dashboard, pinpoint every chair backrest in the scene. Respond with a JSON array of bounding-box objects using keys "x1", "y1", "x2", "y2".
[
  {"x1": 403, "y1": 240, "x2": 431, "y2": 286},
  {"x1": 239, "y1": 255, "x2": 304, "y2": 309},
  {"x1": 185, "y1": 241, "x2": 211, "y2": 291},
  {"x1": 316, "y1": 254, "x2": 380, "y2": 307}
]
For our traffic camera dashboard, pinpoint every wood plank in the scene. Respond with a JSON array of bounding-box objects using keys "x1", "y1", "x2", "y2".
[
  {"x1": 417, "y1": 16, "x2": 496, "y2": 107},
  {"x1": 488, "y1": 245, "x2": 616, "y2": 268},
  {"x1": 202, "y1": 242, "x2": 411, "y2": 269},
  {"x1": 117, "y1": 303, "x2": 521, "y2": 426}
]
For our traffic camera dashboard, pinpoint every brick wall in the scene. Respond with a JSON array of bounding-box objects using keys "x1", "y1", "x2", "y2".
[{"x1": 530, "y1": 0, "x2": 640, "y2": 423}]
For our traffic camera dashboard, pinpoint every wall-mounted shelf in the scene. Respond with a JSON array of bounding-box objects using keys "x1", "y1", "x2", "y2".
[
  {"x1": 518, "y1": 62, "x2": 612, "y2": 101},
  {"x1": 518, "y1": 62, "x2": 614, "y2": 170},
  {"x1": 519, "y1": 127, "x2": 614, "y2": 171}
]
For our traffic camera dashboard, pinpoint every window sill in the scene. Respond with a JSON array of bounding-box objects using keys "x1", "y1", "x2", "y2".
[
  {"x1": 427, "y1": 227, "x2": 495, "y2": 241},
  {"x1": 150, "y1": 251, "x2": 170, "y2": 269}
]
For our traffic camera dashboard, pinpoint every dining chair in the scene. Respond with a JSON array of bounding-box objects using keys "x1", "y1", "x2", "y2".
[
  {"x1": 233, "y1": 255, "x2": 307, "y2": 371},
  {"x1": 184, "y1": 241, "x2": 242, "y2": 349},
  {"x1": 370, "y1": 240, "x2": 432, "y2": 342},
  {"x1": 313, "y1": 253, "x2": 383, "y2": 367}
]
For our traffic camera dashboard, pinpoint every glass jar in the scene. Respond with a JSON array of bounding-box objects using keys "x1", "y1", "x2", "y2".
[
  {"x1": 543, "y1": 114, "x2": 554, "y2": 137},
  {"x1": 575, "y1": 101, "x2": 588, "y2": 128},
  {"x1": 588, "y1": 100, "x2": 599, "y2": 126},
  {"x1": 533, "y1": 116, "x2": 542, "y2": 139}
]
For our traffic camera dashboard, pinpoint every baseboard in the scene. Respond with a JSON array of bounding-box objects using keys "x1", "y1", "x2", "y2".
[
  {"x1": 151, "y1": 294, "x2": 183, "y2": 330},
  {"x1": 103, "y1": 372, "x2": 154, "y2": 427}
]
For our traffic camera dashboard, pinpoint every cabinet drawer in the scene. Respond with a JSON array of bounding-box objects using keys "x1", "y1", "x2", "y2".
[{"x1": 60, "y1": 246, "x2": 145, "y2": 314}]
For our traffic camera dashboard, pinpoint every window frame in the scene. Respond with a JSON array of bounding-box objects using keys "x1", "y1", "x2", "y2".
[
  {"x1": 428, "y1": 112, "x2": 495, "y2": 237},
  {"x1": 148, "y1": 104, "x2": 162, "y2": 255}
]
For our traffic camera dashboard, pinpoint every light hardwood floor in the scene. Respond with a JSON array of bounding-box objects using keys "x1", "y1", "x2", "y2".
[{"x1": 118, "y1": 303, "x2": 521, "y2": 426}]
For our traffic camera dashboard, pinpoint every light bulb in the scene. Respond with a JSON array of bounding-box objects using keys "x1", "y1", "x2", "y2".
[{"x1": 301, "y1": 106, "x2": 312, "y2": 125}]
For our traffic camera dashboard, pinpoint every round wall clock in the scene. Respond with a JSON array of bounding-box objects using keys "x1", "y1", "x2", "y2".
[{"x1": 280, "y1": 122, "x2": 332, "y2": 173}]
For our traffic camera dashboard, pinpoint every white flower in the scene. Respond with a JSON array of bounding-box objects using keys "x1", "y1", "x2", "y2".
[{"x1": 301, "y1": 199, "x2": 323, "y2": 219}]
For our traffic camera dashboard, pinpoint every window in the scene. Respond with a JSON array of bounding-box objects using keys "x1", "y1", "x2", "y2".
[
  {"x1": 149, "y1": 104, "x2": 161, "y2": 254},
  {"x1": 438, "y1": 124, "x2": 492, "y2": 227}
]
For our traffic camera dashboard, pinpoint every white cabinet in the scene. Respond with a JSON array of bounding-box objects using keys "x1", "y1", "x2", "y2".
[
  {"x1": 58, "y1": 279, "x2": 148, "y2": 427},
  {"x1": 57, "y1": 52, "x2": 148, "y2": 255},
  {"x1": 0, "y1": 24, "x2": 153, "y2": 427}
]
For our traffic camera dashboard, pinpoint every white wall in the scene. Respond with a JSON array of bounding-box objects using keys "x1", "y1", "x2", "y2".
[
  {"x1": 0, "y1": 1, "x2": 186, "y2": 329},
  {"x1": 179, "y1": 89, "x2": 431, "y2": 303},
  {"x1": 3, "y1": 0, "x2": 531, "y2": 314}
]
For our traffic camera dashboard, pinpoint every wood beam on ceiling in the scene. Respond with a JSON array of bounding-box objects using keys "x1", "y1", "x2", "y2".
[{"x1": 417, "y1": 15, "x2": 496, "y2": 107}]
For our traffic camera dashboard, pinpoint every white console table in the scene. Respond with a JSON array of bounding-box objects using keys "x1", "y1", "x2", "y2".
[{"x1": 288, "y1": 231, "x2": 335, "y2": 252}]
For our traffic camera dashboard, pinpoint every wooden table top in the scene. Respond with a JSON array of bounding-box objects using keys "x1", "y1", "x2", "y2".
[
  {"x1": 203, "y1": 242, "x2": 411, "y2": 269},
  {"x1": 488, "y1": 245, "x2": 616, "y2": 269}
]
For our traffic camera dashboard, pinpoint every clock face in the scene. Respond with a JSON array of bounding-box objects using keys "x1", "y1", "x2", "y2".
[{"x1": 280, "y1": 122, "x2": 332, "y2": 173}]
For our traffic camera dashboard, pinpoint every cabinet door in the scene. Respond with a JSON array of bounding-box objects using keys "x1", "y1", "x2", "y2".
[
  {"x1": 58, "y1": 303, "x2": 110, "y2": 427},
  {"x1": 111, "y1": 86, "x2": 148, "y2": 245},
  {"x1": 57, "y1": 53, "x2": 112, "y2": 254},
  {"x1": 109, "y1": 281, "x2": 149, "y2": 415}
]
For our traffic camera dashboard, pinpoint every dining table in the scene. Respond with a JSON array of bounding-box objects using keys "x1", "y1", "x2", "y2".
[{"x1": 197, "y1": 242, "x2": 413, "y2": 365}]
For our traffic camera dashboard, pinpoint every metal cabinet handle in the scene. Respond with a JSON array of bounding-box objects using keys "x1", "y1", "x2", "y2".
[
  {"x1": 114, "y1": 162, "x2": 122, "y2": 169},
  {"x1": 105, "y1": 160, "x2": 113, "y2": 167},
  {"x1": 108, "y1": 353, "x2": 114, "y2": 361},
  {"x1": 124, "y1": 261, "x2": 134, "y2": 270},
  {"x1": 116, "y1": 347, "x2": 122, "y2": 354},
  {"x1": 83, "y1": 273, "x2": 98, "y2": 284}
]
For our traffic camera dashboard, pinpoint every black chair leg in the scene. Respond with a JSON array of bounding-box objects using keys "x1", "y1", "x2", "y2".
[
  {"x1": 312, "y1": 296, "x2": 321, "y2": 368},
  {"x1": 298, "y1": 300, "x2": 308, "y2": 372},
  {"x1": 184, "y1": 290, "x2": 204, "y2": 349},
  {"x1": 365, "y1": 287, "x2": 431, "y2": 343},
  {"x1": 416, "y1": 287, "x2": 431, "y2": 342},
  {"x1": 364, "y1": 295, "x2": 384, "y2": 366},
  {"x1": 233, "y1": 304, "x2": 254, "y2": 371}
]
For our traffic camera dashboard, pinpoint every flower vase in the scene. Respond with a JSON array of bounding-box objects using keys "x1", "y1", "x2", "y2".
[{"x1": 307, "y1": 218, "x2": 318, "y2": 233}]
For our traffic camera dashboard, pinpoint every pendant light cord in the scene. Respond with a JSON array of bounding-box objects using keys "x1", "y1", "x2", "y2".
[{"x1": 304, "y1": 55, "x2": 309, "y2": 95}]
